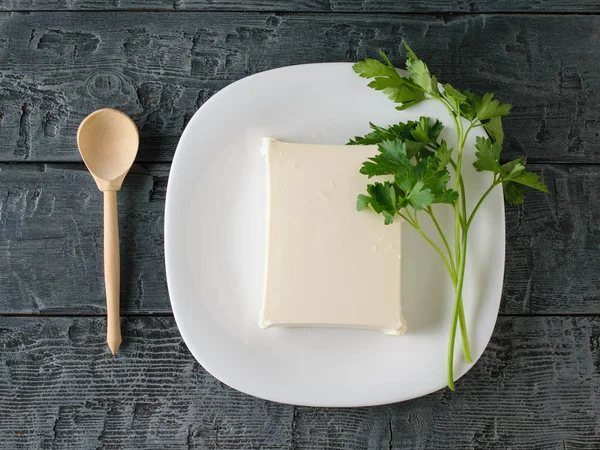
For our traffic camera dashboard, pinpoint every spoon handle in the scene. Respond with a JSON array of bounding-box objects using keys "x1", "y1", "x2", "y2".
[{"x1": 104, "y1": 190, "x2": 122, "y2": 354}]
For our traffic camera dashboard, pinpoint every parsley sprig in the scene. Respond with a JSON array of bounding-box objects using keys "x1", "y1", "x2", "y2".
[{"x1": 352, "y1": 43, "x2": 548, "y2": 390}]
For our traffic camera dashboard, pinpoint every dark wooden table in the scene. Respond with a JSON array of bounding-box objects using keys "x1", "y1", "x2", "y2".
[{"x1": 1, "y1": 1, "x2": 600, "y2": 449}]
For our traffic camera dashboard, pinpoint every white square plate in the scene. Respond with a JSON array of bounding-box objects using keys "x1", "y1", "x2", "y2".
[{"x1": 165, "y1": 63, "x2": 504, "y2": 407}]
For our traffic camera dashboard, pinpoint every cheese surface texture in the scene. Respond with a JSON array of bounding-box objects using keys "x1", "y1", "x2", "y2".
[{"x1": 260, "y1": 139, "x2": 406, "y2": 335}]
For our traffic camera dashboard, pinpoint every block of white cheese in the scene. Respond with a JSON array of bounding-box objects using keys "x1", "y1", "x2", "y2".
[{"x1": 259, "y1": 139, "x2": 406, "y2": 335}]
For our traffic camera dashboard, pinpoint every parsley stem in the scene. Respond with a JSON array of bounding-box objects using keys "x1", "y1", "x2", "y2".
[
  {"x1": 446, "y1": 106, "x2": 474, "y2": 386},
  {"x1": 397, "y1": 212, "x2": 414, "y2": 225},
  {"x1": 448, "y1": 227, "x2": 469, "y2": 390},
  {"x1": 425, "y1": 207, "x2": 456, "y2": 274},
  {"x1": 448, "y1": 112, "x2": 464, "y2": 262},
  {"x1": 449, "y1": 160, "x2": 468, "y2": 229},
  {"x1": 410, "y1": 211, "x2": 472, "y2": 366},
  {"x1": 435, "y1": 94, "x2": 454, "y2": 114},
  {"x1": 458, "y1": 299, "x2": 472, "y2": 363},
  {"x1": 405, "y1": 211, "x2": 455, "y2": 280},
  {"x1": 456, "y1": 115, "x2": 469, "y2": 231},
  {"x1": 459, "y1": 122, "x2": 478, "y2": 228},
  {"x1": 467, "y1": 179, "x2": 501, "y2": 228},
  {"x1": 464, "y1": 122, "x2": 477, "y2": 137},
  {"x1": 407, "y1": 211, "x2": 471, "y2": 371}
]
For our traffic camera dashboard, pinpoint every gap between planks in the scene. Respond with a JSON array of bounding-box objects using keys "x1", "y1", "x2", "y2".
[
  {"x1": 1, "y1": 312, "x2": 599, "y2": 318},
  {"x1": 2, "y1": 160, "x2": 600, "y2": 166},
  {"x1": 0, "y1": 10, "x2": 600, "y2": 15}
]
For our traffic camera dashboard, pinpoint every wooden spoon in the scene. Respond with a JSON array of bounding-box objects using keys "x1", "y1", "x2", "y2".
[{"x1": 77, "y1": 108, "x2": 139, "y2": 354}]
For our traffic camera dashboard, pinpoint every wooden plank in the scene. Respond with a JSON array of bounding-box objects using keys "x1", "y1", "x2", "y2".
[
  {"x1": 0, "y1": 316, "x2": 294, "y2": 450},
  {"x1": 0, "y1": 163, "x2": 169, "y2": 314},
  {"x1": 503, "y1": 165, "x2": 600, "y2": 315},
  {"x1": 1, "y1": 162, "x2": 599, "y2": 315},
  {"x1": 0, "y1": 13, "x2": 598, "y2": 163},
  {"x1": 0, "y1": 316, "x2": 598, "y2": 449},
  {"x1": 298, "y1": 317, "x2": 600, "y2": 449},
  {"x1": 1, "y1": 0, "x2": 599, "y2": 13}
]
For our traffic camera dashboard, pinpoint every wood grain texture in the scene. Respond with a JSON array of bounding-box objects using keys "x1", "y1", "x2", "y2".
[
  {"x1": 2, "y1": 162, "x2": 600, "y2": 315},
  {"x1": 0, "y1": 13, "x2": 598, "y2": 163},
  {"x1": 0, "y1": 4, "x2": 597, "y2": 450},
  {"x1": 504, "y1": 165, "x2": 600, "y2": 315},
  {"x1": 1, "y1": 0, "x2": 599, "y2": 12},
  {"x1": 0, "y1": 316, "x2": 598, "y2": 449},
  {"x1": 0, "y1": 163, "x2": 168, "y2": 314}
]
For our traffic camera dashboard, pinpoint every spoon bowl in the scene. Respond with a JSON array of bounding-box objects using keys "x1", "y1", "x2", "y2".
[{"x1": 77, "y1": 108, "x2": 139, "y2": 191}]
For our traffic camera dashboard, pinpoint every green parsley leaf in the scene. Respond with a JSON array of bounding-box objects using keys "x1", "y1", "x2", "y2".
[
  {"x1": 379, "y1": 140, "x2": 410, "y2": 165},
  {"x1": 378, "y1": 182, "x2": 398, "y2": 210},
  {"x1": 500, "y1": 158, "x2": 526, "y2": 179},
  {"x1": 500, "y1": 159, "x2": 548, "y2": 193},
  {"x1": 395, "y1": 97, "x2": 427, "y2": 111},
  {"x1": 394, "y1": 166, "x2": 416, "y2": 194},
  {"x1": 503, "y1": 181, "x2": 525, "y2": 205},
  {"x1": 402, "y1": 41, "x2": 418, "y2": 61},
  {"x1": 483, "y1": 116, "x2": 504, "y2": 145},
  {"x1": 360, "y1": 140, "x2": 410, "y2": 177},
  {"x1": 434, "y1": 141, "x2": 453, "y2": 170},
  {"x1": 405, "y1": 141, "x2": 429, "y2": 159},
  {"x1": 363, "y1": 182, "x2": 399, "y2": 223},
  {"x1": 406, "y1": 181, "x2": 434, "y2": 210},
  {"x1": 430, "y1": 75, "x2": 440, "y2": 96},
  {"x1": 350, "y1": 120, "x2": 443, "y2": 161},
  {"x1": 393, "y1": 154, "x2": 455, "y2": 206},
  {"x1": 382, "y1": 210, "x2": 395, "y2": 225},
  {"x1": 378, "y1": 50, "x2": 397, "y2": 70},
  {"x1": 436, "y1": 189, "x2": 459, "y2": 204},
  {"x1": 360, "y1": 160, "x2": 399, "y2": 177},
  {"x1": 352, "y1": 58, "x2": 397, "y2": 79},
  {"x1": 349, "y1": 122, "x2": 414, "y2": 145},
  {"x1": 411, "y1": 117, "x2": 444, "y2": 144},
  {"x1": 367, "y1": 78, "x2": 425, "y2": 107},
  {"x1": 403, "y1": 41, "x2": 439, "y2": 95},
  {"x1": 352, "y1": 51, "x2": 427, "y2": 110},
  {"x1": 422, "y1": 166, "x2": 451, "y2": 198},
  {"x1": 507, "y1": 170, "x2": 549, "y2": 192},
  {"x1": 499, "y1": 160, "x2": 548, "y2": 205},
  {"x1": 356, "y1": 194, "x2": 372, "y2": 211},
  {"x1": 473, "y1": 136, "x2": 501, "y2": 173},
  {"x1": 460, "y1": 90, "x2": 480, "y2": 121},
  {"x1": 406, "y1": 58, "x2": 433, "y2": 93},
  {"x1": 443, "y1": 83, "x2": 466, "y2": 112},
  {"x1": 476, "y1": 93, "x2": 512, "y2": 121},
  {"x1": 421, "y1": 155, "x2": 458, "y2": 204}
]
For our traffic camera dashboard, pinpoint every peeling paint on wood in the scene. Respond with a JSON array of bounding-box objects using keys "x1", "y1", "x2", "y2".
[
  {"x1": 0, "y1": 163, "x2": 599, "y2": 315},
  {"x1": 0, "y1": 316, "x2": 598, "y2": 449},
  {"x1": 0, "y1": 4, "x2": 598, "y2": 449},
  {"x1": 0, "y1": 13, "x2": 598, "y2": 162},
  {"x1": 0, "y1": 163, "x2": 168, "y2": 314},
  {"x1": 1, "y1": 0, "x2": 599, "y2": 12},
  {"x1": 503, "y1": 165, "x2": 600, "y2": 314}
]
